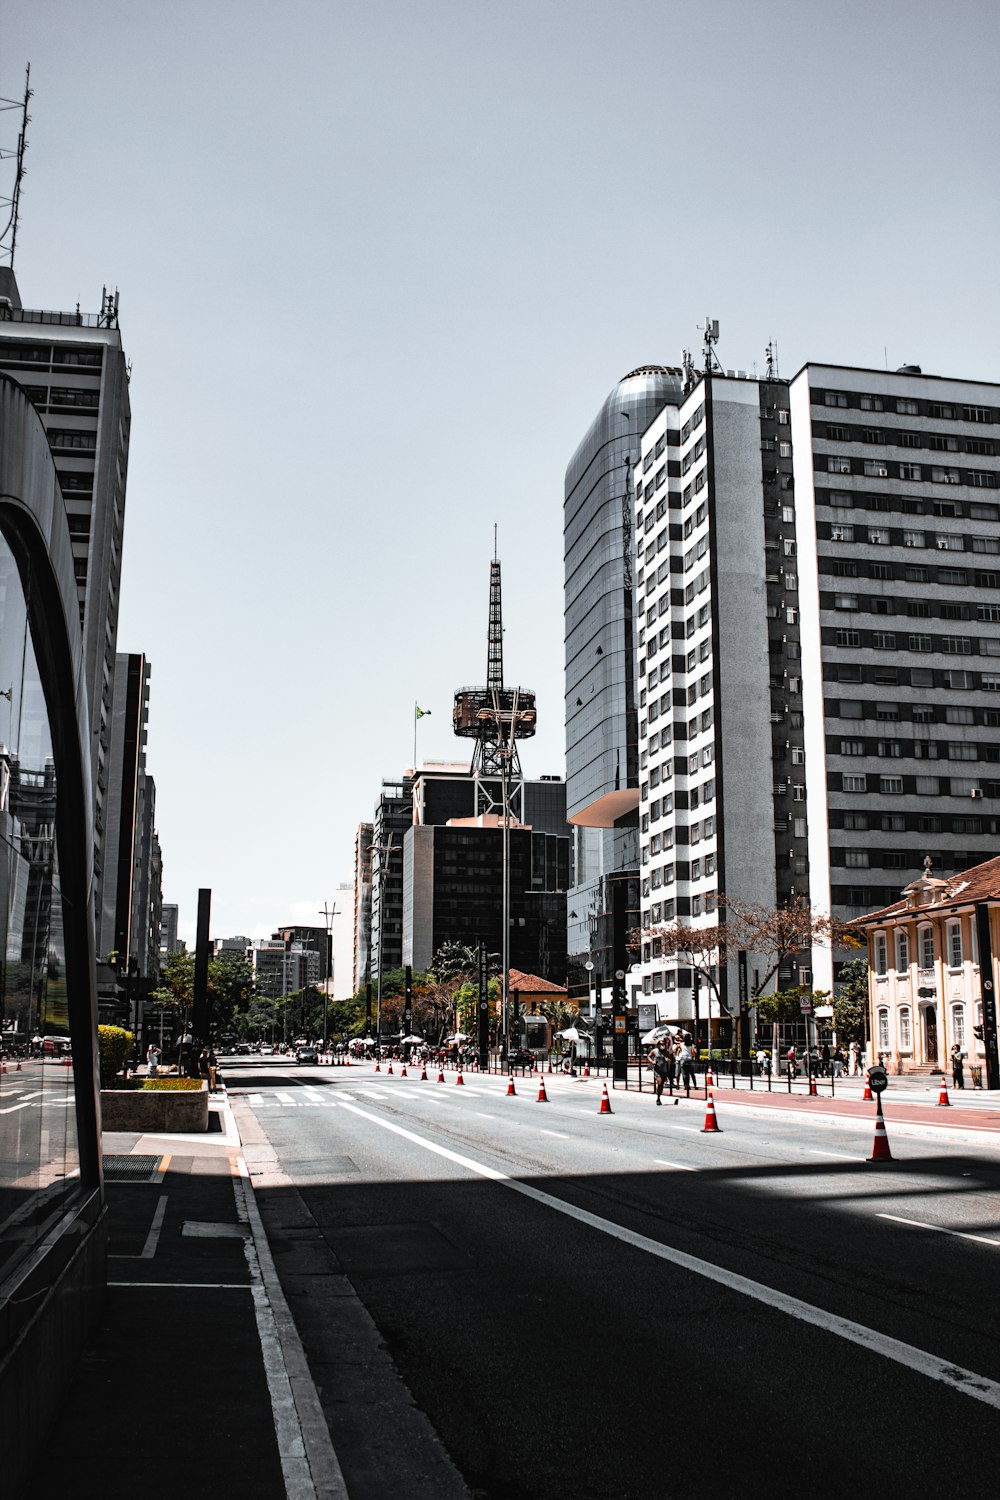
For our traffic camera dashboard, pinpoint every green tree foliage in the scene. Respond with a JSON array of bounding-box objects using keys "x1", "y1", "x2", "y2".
[
  {"x1": 834, "y1": 957, "x2": 870, "y2": 1045},
  {"x1": 98, "y1": 1025, "x2": 133, "y2": 1088},
  {"x1": 155, "y1": 949, "x2": 256, "y2": 1034}
]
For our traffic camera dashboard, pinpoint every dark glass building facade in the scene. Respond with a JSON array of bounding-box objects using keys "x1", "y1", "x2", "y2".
[{"x1": 564, "y1": 366, "x2": 684, "y2": 982}]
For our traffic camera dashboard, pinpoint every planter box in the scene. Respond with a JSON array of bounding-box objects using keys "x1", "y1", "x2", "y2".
[{"x1": 100, "y1": 1083, "x2": 209, "y2": 1133}]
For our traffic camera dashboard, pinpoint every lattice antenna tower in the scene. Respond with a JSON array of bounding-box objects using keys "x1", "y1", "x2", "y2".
[
  {"x1": 698, "y1": 315, "x2": 721, "y2": 373},
  {"x1": 765, "y1": 339, "x2": 779, "y2": 380},
  {"x1": 0, "y1": 65, "x2": 31, "y2": 269}
]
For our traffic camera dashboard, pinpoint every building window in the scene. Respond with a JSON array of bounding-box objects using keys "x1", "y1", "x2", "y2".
[
  {"x1": 920, "y1": 927, "x2": 935, "y2": 969},
  {"x1": 899, "y1": 464, "x2": 922, "y2": 482},
  {"x1": 948, "y1": 922, "x2": 963, "y2": 969},
  {"x1": 835, "y1": 594, "x2": 859, "y2": 610},
  {"x1": 899, "y1": 1006, "x2": 912, "y2": 1050},
  {"x1": 861, "y1": 394, "x2": 884, "y2": 412},
  {"x1": 896, "y1": 930, "x2": 909, "y2": 971},
  {"x1": 879, "y1": 776, "x2": 904, "y2": 794},
  {"x1": 903, "y1": 530, "x2": 925, "y2": 548},
  {"x1": 874, "y1": 933, "x2": 888, "y2": 974},
  {"x1": 828, "y1": 455, "x2": 852, "y2": 474},
  {"x1": 836, "y1": 630, "x2": 861, "y2": 648},
  {"x1": 878, "y1": 1008, "x2": 890, "y2": 1049},
  {"x1": 864, "y1": 460, "x2": 890, "y2": 479},
  {"x1": 843, "y1": 773, "x2": 867, "y2": 792},
  {"x1": 868, "y1": 527, "x2": 890, "y2": 545},
  {"x1": 847, "y1": 850, "x2": 870, "y2": 868},
  {"x1": 840, "y1": 739, "x2": 865, "y2": 756},
  {"x1": 952, "y1": 1003, "x2": 966, "y2": 1049}
]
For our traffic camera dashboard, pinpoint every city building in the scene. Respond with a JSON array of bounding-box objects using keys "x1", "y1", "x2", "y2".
[
  {"x1": 160, "y1": 902, "x2": 181, "y2": 958},
  {"x1": 369, "y1": 777, "x2": 412, "y2": 982},
  {"x1": 854, "y1": 854, "x2": 1000, "y2": 1079},
  {"x1": 0, "y1": 371, "x2": 104, "y2": 1489},
  {"x1": 331, "y1": 882, "x2": 355, "y2": 1000},
  {"x1": 624, "y1": 353, "x2": 1000, "y2": 1021},
  {"x1": 97, "y1": 654, "x2": 160, "y2": 980},
  {"x1": 0, "y1": 269, "x2": 132, "y2": 917},
  {"x1": 353, "y1": 822, "x2": 373, "y2": 996},
  {"x1": 253, "y1": 938, "x2": 319, "y2": 998},
  {"x1": 564, "y1": 366, "x2": 685, "y2": 989}
]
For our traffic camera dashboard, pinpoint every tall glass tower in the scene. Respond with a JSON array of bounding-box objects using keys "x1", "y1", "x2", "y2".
[{"x1": 564, "y1": 365, "x2": 683, "y2": 989}]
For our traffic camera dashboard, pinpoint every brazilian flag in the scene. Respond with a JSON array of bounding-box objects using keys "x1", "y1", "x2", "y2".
[{"x1": 415, "y1": 704, "x2": 431, "y2": 719}]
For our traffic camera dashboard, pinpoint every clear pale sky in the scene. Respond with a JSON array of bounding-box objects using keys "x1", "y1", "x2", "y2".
[{"x1": 3, "y1": 1, "x2": 998, "y2": 946}]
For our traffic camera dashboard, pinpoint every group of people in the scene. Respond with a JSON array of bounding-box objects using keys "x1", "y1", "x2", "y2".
[
  {"x1": 144, "y1": 1039, "x2": 219, "y2": 1092},
  {"x1": 646, "y1": 1032, "x2": 698, "y2": 1103},
  {"x1": 779, "y1": 1041, "x2": 865, "y2": 1079}
]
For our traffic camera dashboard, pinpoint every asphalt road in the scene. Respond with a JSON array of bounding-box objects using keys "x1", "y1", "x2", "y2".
[{"x1": 227, "y1": 1060, "x2": 1000, "y2": 1500}]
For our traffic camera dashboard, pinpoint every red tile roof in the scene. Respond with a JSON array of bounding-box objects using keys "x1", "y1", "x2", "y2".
[
  {"x1": 854, "y1": 852, "x2": 1000, "y2": 926},
  {"x1": 507, "y1": 968, "x2": 566, "y2": 994}
]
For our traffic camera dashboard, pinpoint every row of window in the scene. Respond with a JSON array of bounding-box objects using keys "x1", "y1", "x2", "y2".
[
  {"x1": 873, "y1": 923, "x2": 972, "y2": 975},
  {"x1": 825, "y1": 522, "x2": 999, "y2": 550},
  {"x1": 830, "y1": 627, "x2": 999, "y2": 657},
  {"x1": 834, "y1": 771, "x2": 995, "y2": 796},
  {"x1": 828, "y1": 661, "x2": 1000, "y2": 690},
  {"x1": 832, "y1": 812, "x2": 994, "y2": 835},
  {"x1": 824, "y1": 559, "x2": 1000, "y2": 590},
  {"x1": 825, "y1": 595, "x2": 1000, "y2": 625},
  {"x1": 0, "y1": 342, "x2": 104, "y2": 367},
  {"x1": 832, "y1": 699, "x2": 1000, "y2": 727},
  {"x1": 820, "y1": 422, "x2": 996, "y2": 456},
  {"x1": 818, "y1": 391, "x2": 995, "y2": 423},
  {"x1": 818, "y1": 487, "x2": 998, "y2": 521}
]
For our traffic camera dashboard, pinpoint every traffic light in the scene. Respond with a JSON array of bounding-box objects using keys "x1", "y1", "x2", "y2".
[{"x1": 973, "y1": 1023, "x2": 984, "y2": 1041}]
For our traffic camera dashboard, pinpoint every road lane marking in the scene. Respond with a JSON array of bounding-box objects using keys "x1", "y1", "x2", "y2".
[
  {"x1": 877, "y1": 1213, "x2": 1000, "y2": 1248},
  {"x1": 275, "y1": 1092, "x2": 298, "y2": 1106},
  {"x1": 0, "y1": 1101, "x2": 31, "y2": 1114},
  {"x1": 142, "y1": 1195, "x2": 169, "y2": 1258},
  {"x1": 476, "y1": 1112, "x2": 497, "y2": 1120},
  {"x1": 337, "y1": 1101, "x2": 1000, "y2": 1413},
  {"x1": 809, "y1": 1150, "x2": 858, "y2": 1160},
  {"x1": 654, "y1": 1160, "x2": 697, "y2": 1171},
  {"x1": 540, "y1": 1130, "x2": 569, "y2": 1139}
]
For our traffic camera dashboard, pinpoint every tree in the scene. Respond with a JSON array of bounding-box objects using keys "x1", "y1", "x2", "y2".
[
  {"x1": 833, "y1": 957, "x2": 869, "y2": 1045},
  {"x1": 646, "y1": 894, "x2": 862, "y2": 1011}
]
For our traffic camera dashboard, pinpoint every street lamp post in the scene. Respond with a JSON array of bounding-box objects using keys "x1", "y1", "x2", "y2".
[
  {"x1": 319, "y1": 901, "x2": 337, "y2": 1053},
  {"x1": 372, "y1": 835, "x2": 394, "y2": 1048},
  {"x1": 585, "y1": 960, "x2": 595, "y2": 1018}
]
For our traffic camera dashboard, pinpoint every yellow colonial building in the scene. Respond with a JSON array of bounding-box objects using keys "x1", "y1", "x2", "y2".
[{"x1": 854, "y1": 854, "x2": 1000, "y2": 1080}]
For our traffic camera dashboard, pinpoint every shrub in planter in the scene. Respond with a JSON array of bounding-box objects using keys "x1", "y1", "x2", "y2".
[
  {"x1": 98, "y1": 1025, "x2": 134, "y2": 1088},
  {"x1": 141, "y1": 1079, "x2": 203, "y2": 1092}
]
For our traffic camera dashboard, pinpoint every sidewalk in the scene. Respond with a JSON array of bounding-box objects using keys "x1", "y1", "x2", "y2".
[{"x1": 26, "y1": 1090, "x2": 346, "y2": 1500}]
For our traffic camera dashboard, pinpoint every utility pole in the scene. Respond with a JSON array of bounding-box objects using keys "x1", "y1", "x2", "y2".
[{"x1": 319, "y1": 901, "x2": 337, "y2": 1052}]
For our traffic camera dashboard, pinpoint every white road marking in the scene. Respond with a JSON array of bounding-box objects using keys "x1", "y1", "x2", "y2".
[
  {"x1": 877, "y1": 1213, "x2": 1000, "y2": 1248},
  {"x1": 275, "y1": 1092, "x2": 298, "y2": 1106},
  {"x1": 337, "y1": 1101, "x2": 1000, "y2": 1413},
  {"x1": 809, "y1": 1149, "x2": 858, "y2": 1160},
  {"x1": 109, "y1": 1281, "x2": 249, "y2": 1289},
  {"x1": 141, "y1": 1195, "x2": 169, "y2": 1258},
  {"x1": 654, "y1": 1160, "x2": 697, "y2": 1171},
  {"x1": 355, "y1": 1089, "x2": 385, "y2": 1099},
  {"x1": 335, "y1": 1093, "x2": 355, "y2": 1102},
  {"x1": 540, "y1": 1130, "x2": 569, "y2": 1139},
  {"x1": 248, "y1": 1093, "x2": 266, "y2": 1106},
  {"x1": 476, "y1": 1112, "x2": 497, "y2": 1120},
  {"x1": 0, "y1": 1101, "x2": 31, "y2": 1114}
]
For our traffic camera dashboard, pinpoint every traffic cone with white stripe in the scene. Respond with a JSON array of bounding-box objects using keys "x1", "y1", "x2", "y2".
[
  {"x1": 507, "y1": 1075, "x2": 516, "y2": 1096},
  {"x1": 420, "y1": 1065, "x2": 428, "y2": 1081},
  {"x1": 867, "y1": 1097, "x2": 893, "y2": 1162},
  {"x1": 705, "y1": 1063, "x2": 714, "y2": 1089},
  {"x1": 456, "y1": 1070, "x2": 464, "y2": 1086},
  {"x1": 547, "y1": 1059, "x2": 553, "y2": 1074},
  {"x1": 537, "y1": 1075, "x2": 549, "y2": 1102},
  {"x1": 387, "y1": 1062, "x2": 393, "y2": 1075},
  {"x1": 598, "y1": 1083, "x2": 612, "y2": 1115},
  {"x1": 809, "y1": 1072, "x2": 818, "y2": 1097},
  {"x1": 862, "y1": 1073, "x2": 872, "y2": 1102},
  {"x1": 701, "y1": 1087, "x2": 722, "y2": 1133},
  {"x1": 937, "y1": 1073, "x2": 951, "y2": 1107},
  {"x1": 375, "y1": 1059, "x2": 381, "y2": 1073},
  {"x1": 437, "y1": 1068, "x2": 445, "y2": 1083},
  {"x1": 400, "y1": 1064, "x2": 408, "y2": 1077},
  {"x1": 583, "y1": 1062, "x2": 590, "y2": 1078}
]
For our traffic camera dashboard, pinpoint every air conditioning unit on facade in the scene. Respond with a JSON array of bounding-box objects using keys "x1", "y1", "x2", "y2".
[{"x1": 972, "y1": 788, "x2": 983, "y2": 799}]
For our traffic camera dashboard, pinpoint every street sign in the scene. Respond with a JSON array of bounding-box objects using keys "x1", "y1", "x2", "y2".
[
  {"x1": 799, "y1": 999, "x2": 812, "y2": 1014},
  {"x1": 867, "y1": 1066, "x2": 888, "y2": 1095}
]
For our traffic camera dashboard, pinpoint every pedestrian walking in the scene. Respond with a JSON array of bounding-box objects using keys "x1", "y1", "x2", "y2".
[
  {"x1": 677, "y1": 1035, "x2": 696, "y2": 1092},
  {"x1": 649, "y1": 1043, "x2": 669, "y2": 1105},
  {"x1": 833, "y1": 1046, "x2": 844, "y2": 1079},
  {"x1": 951, "y1": 1043, "x2": 966, "y2": 1090},
  {"x1": 821, "y1": 1043, "x2": 831, "y2": 1077}
]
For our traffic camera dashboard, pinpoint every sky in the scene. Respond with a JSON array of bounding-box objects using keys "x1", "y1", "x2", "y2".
[{"x1": 2, "y1": 0, "x2": 999, "y2": 948}]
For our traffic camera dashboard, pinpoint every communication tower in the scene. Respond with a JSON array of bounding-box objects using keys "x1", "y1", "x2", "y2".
[{"x1": 452, "y1": 551, "x2": 536, "y2": 818}]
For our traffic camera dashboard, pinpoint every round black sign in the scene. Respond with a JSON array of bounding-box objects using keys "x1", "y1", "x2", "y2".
[{"x1": 867, "y1": 1066, "x2": 888, "y2": 1095}]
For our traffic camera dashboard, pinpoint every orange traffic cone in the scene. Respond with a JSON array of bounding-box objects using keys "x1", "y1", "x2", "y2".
[
  {"x1": 0, "y1": 1060, "x2": 6, "y2": 1074},
  {"x1": 937, "y1": 1073, "x2": 951, "y2": 1107},
  {"x1": 705, "y1": 1064, "x2": 714, "y2": 1089},
  {"x1": 583, "y1": 1062, "x2": 590, "y2": 1078},
  {"x1": 375, "y1": 1060, "x2": 381, "y2": 1073},
  {"x1": 701, "y1": 1088, "x2": 722, "y2": 1133},
  {"x1": 437, "y1": 1069, "x2": 445, "y2": 1083},
  {"x1": 868, "y1": 1098, "x2": 893, "y2": 1162},
  {"x1": 599, "y1": 1083, "x2": 612, "y2": 1115},
  {"x1": 400, "y1": 1064, "x2": 408, "y2": 1077},
  {"x1": 507, "y1": 1076, "x2": 516, "y2": 1096},
  {"x1": 809, "y1": 1073, "x2": 818, "y2": 1097},
  {"x1": 862, "y1": 1074, "x2": 872, "y2": 1102},
  {"x1": 456, "y1": 1071, "x2": 464, "y2": 1086},
  {"x1": 345, "y1": 1055, "x2": 350, "y2": 1067},
  {"x1": 420, "y1": 1066, "x2": 428, "y2": 1081},
  {"x1": 387, "y1": 1062, "x2": 394, "y2": 1075},
  {"x1": 547, "y1": 1060, "x2": 553, "y2": 1074},
  {"x1": 537, "y1": 1076, "x2": 549, "y2": 1102},
  {"x1": 16, "y1": 1060, "x2": 22, "y2": 1071}
]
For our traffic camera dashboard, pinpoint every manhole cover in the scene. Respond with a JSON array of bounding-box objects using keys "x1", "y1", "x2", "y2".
[{"x1": 103, "y1": 1154, "x2": 161, "y2": 1182}]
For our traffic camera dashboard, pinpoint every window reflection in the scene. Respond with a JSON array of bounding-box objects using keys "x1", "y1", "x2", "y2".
[{"x1": 0, "y1": 539, "x2": 79, "y2": 1281}]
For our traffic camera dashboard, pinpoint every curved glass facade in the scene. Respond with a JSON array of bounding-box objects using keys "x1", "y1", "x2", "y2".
[
  {"x1": 0, "y1": 534, "x2": 80, "y2": 1282},
  {"x1": 564, "y1": 367, "x2": 683, "y2": 974}
]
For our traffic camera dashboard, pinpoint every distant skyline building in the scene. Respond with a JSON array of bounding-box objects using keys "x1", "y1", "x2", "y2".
[
  {"x1": 160, "y1": 902, "x2": 181, "y2": 957},
  {"x1": 0, "y1": 269, "x2": 132, "y2": 912}
]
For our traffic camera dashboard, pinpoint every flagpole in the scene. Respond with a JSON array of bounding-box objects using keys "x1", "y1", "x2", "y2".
[{"x1": 413, "y1": 703, "x2": 417, "y2": 771}]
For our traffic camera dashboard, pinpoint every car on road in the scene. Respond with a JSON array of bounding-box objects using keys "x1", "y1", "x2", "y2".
[
  {"x1": 260, "y1": 1044, "x2": 274, "y2": 1055},
  {"x1": 295, "y1": 1045, "x2": 318, "y2": 1064}
]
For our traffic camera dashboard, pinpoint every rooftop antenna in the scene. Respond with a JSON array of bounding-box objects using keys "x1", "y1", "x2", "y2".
[
  {"x1": 765, "y1": 339, "x2": 779, "y2": 380},
  {"x1": 681, "y1": 347, "x2": 695, "y2": 394},
  {"x1": 0, "y1": 65, "x2": 31, "y2": 270},
  {"x1": 698, "y1": 316, "x2": 721, "y2": 374}
]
